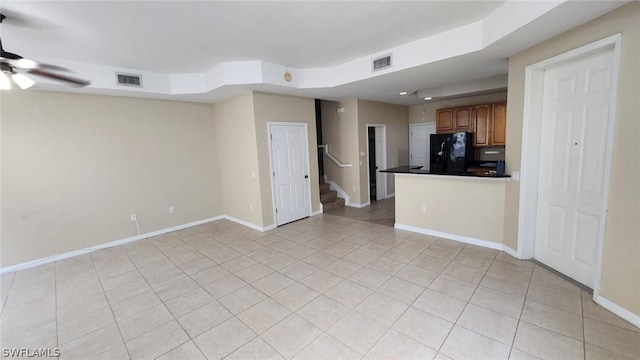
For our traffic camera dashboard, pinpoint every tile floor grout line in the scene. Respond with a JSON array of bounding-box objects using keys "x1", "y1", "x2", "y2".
[
  {"x1": 433, "y1": 249, "x2": 495, "y2": 356},
  {"x1": 508, "y1": 255, "x2": 537, "y2": 359},
  {"x1": 84, "y1": 252, "x2": 132, "y2": 360},
  {"x1": 117, "y1": 241, "x2": 196, "y2": 358}
]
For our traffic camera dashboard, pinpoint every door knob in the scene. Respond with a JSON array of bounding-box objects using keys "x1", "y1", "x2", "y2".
[{"x1": 304, "y1": 175, "x2": 309, "y2": 178}]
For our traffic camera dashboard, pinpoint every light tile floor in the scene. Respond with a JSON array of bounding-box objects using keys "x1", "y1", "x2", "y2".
[{"x1": 1, "y1": 214, "x2": 639, "y2": 360}]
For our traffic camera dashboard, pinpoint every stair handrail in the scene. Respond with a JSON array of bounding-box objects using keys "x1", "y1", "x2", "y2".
[{"x1": 318, "y1": 144, "x2": 353, "y2": 168}]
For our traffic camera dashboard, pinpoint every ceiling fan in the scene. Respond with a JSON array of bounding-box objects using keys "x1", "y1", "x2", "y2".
[{"x1": 0, "y1": 13, "x2": 90, "y2": 90}]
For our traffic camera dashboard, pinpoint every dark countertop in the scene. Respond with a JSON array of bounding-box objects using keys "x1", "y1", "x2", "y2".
[{"x1": 380, "y1": 165, "x2": 511, "y2": 178}]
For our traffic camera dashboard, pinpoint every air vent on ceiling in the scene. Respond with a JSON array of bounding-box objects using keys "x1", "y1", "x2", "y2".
[
  {"x1": 116, "y1": 73, "x2": 142, "y2": 87},
  {"x1": 372, "y1": 54, "x2": 392, "y2": 72}
]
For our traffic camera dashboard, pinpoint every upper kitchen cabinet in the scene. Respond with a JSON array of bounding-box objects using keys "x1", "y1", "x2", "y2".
[
  {"x1": 436, "y1": 108, "x2": 454, "y2": 132},
  {"x1": 436, "y1": 106, "x2": 473, "y2": 133},
  {"x1": 473, "y1": 105, "x2": 491, "y2": 146},
  {"x1": 491, "y1": 103, "x2": 507, "y2": 145},
  {"x1": 453, "y1": 107, "x2": 473, "y2": 131}
]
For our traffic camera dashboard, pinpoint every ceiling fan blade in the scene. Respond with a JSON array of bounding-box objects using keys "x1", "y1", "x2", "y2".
[
  {"x1": 2, "y1": 57, "x2": 70, "y2": 72},
  {"x1": 26, "y1": 68, "x2": 90, "y2": 87}
]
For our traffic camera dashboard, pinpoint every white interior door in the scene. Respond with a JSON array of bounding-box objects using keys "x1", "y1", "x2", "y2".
[
  {"x1": 535, "y1": 48, "x2": 614, "y2": 288},
  {"x1": 270, "y1": 124, "x2": 311, "y2": 226},
  {"x1": 375, "y1": 126, "x2": 386, "y2": 200},
  {"x1": 410, "y1": 123, "x2": 436, "y2": 170}
]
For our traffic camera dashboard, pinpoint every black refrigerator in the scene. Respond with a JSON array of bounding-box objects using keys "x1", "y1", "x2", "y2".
[{"x1": 430, "y1": 132, "x2": 474, "y2": 174}]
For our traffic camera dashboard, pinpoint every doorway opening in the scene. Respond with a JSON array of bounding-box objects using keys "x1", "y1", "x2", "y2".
[{"x1": 367, "y1": 124, "x2": 387, "y2": 203}]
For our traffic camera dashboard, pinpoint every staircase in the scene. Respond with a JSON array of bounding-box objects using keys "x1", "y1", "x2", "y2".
[{"x1": 320, "y1": 177, "x2": 345, "y2": 211}]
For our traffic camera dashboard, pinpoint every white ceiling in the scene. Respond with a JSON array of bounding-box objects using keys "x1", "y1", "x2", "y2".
[{"x1": 0, "y1": 1, "x2": 630, "y2": 105}]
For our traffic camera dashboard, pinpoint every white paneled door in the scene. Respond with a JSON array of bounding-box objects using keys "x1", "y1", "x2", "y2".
[
  {"x1": 410, "y1": 123, "x2": 436, "y2": 170},
  {"x1": 270, "y1": 124, "x2": 311, "y2": 226},
  {"x1": 535, "y1": 48, "x2": 614, "y2": 288}
]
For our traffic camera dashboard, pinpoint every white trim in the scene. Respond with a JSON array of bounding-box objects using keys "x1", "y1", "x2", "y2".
[
  {"x1": 395, "y1": 223, "x2": 503, "y2": 250},
  {"x1": 347, "y1": 201, "x2": 370, "y2": 208},
  {"x1": 325, "y1": 179, "x2": 350, "y2": 206},
  {"x1": 318, "y1": 144, "x2": 353, "y2": 168},
  {"x1": 396, "y1": 223, "x2": 521, "y2": 258},
  {"x1": 594, "y1": 295, "x2": 640, "y2": 329},
  {"x1": 0, "y1": 215, "x2": 224, "y2": 274},
  {"x1": 366, "y1": 124, "x2": 388, "y2": 202},
  {"x1": 223, "y1": 215, "x2": 275, "y2": 232},
  {"x1": 517, "y1": 34, "x2": 622, "y2": 290},
  {"x1": 502, "y1": 245, "x2": 519, "y2": 259},
  {"x1": 387, "y1": 193, "x2": 395, "y2": 198},
  {"x1": 311, "y1": 209, "x2": 323, "y2": 216},
  {"x1": 268, "y1": 122, "x2": 313, "y2": 227}
]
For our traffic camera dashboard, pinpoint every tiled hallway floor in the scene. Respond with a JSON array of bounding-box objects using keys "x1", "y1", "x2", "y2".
[
  {"x1": 1, "y1": 215, "x2": 639, "y2": 360},
  {"x1": 324, "y1": 198, "x2": 396, "y2": 227}
]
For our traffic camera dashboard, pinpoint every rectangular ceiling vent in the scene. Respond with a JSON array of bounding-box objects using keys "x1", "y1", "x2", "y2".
[
  {"x1": 116, "y1": 73, "x2": 143, "y2": 87},
  {"x1": 372, "y1": 54, "x2": 392, "y2": 72}
]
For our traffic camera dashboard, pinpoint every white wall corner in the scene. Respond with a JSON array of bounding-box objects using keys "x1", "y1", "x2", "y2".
[
  {"x1": 223, "y1": 215, "x2": 273, "y2": 232},
  {"x1": 347, "y1": 201, "x2": 370, "y2": 208}
]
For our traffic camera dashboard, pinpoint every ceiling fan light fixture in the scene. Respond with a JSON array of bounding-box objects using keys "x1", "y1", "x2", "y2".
[
  {"x1": 12, "y1": 73, "x2": 35, "y2": 89},
  {"x1": 0, "y1": 72, "x2": 10, "y2": 90},
  {"x1": 14, "y1": 58, "x2": 38, "y2": 70}
]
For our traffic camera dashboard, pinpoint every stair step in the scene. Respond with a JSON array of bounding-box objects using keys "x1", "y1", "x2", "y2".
[
  {"x1": 319, "y1": 182, "x2": 331, "y2": 194},
  {"x1": 320, "y1": 190, "x2": 338, "y2": 203},
  {"x1": 323, "y1": 197, "x2": 345, "y2": 211}
]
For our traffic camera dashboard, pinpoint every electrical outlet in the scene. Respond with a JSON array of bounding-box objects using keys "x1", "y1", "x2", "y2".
[
  {"x1": 169, "y1": 207, "x2": 174, "y2": 214},
  {"x1": 130, "y1": 214, "x2": 137, "y2": 222},
  {"x1": 420, "y1": 205, "x2": 427, "y2": 213}
]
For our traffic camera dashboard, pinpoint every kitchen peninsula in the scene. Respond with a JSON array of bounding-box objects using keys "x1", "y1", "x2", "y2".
[{"x1": 381, "y1": 166, "x2": 514, "y2": 254}]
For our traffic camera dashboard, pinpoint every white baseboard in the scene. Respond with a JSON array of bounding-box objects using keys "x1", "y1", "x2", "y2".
[
  {"x1": 0, "y1": 215, "x2": 224, "y2": 274},
  {"x1": 387, "y1": 193, "x2": 395, "y2": 198},
  {"x1": 311, "y1": 208, "x2": 323, "y2": 216},
  {"x1": 502, "y1": 245, "x2": 519, "y2": 258},
  {"x1": 394, "y1": 223, "x2": 504, "y2": 251},
  {"x1": 594, "y1": 295, "x2": 640, "y2": 329},
  {"x1": 223, "y1": 215, "x2": 274, "y2": 232},
  {"x1": 347, "y1": 201, "x2": 370, "y2": 208},
  {"x1": 325, "y1": 179, "x2": 351, "y2": 205}
]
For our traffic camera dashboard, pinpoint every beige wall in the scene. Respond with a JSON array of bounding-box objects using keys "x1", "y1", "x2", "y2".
[
  {"x1": 408, "y1": 92, "x2": 508, "y2": 124},
  {"x1": 395, "y1": 174, "x2": 506, "y2": 245},
  {"x1": 2, "y1": 91, "x2": 222, "y2": 267},
  {"x1": 321, "y1": 99, "x2": 361, "y2": 204},
  {"x1": 252, "y1": 92, "x2": 320, "y2": 226},
  {"x1": 213, "y1": 92, "x2": 266, "y2": 226},
  {"x1": 357, "y1": 100, "x2": 409, "y2": 201},
  {"x1": 505, "y1": 2, "x2": 640, "y2": 315}
]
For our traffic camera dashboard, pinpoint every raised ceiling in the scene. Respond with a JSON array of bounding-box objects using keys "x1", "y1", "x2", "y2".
[{"x1": 0, "y1": 1, "x2": 629, "y2": 105}]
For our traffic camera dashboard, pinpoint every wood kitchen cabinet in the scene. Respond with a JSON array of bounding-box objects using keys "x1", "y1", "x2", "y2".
[
  {"x1": 473, "y1": 105, "x2": 490, "y2": 146},
  {"x1": 491, "y1": 103, "x2": 507, "y2": 145},
  {"x1": 436, "y1": 107, "x2": 472, "y2": 133},
  {"x1": 452, "y1": 107, "x2": 473, "y2": 132},
  {"x1": 436, "y1": 108, "x2": 454, "y2": 132}
]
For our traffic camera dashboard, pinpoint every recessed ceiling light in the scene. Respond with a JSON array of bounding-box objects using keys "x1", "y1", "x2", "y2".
[
  {"x1": 399, "y1": 91, "x2": 408, "y2": 95},
  {"x1": 424, "y1": 97, "x2": 432, "y2": 100}
]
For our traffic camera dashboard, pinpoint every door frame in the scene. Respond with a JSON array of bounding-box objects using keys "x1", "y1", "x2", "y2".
[
  {"x1": 366, "y1": 124, "x2": 387, "y2": 203},
  {"x1": 267, "y1": 122, "x2": 313, "y2": 227},
  {"x1": 410, "y1": 123, "x2": 437, "y2": 169},
  {"x1": 517, "y1": 34, "x2": 621, "y2": 296}
]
